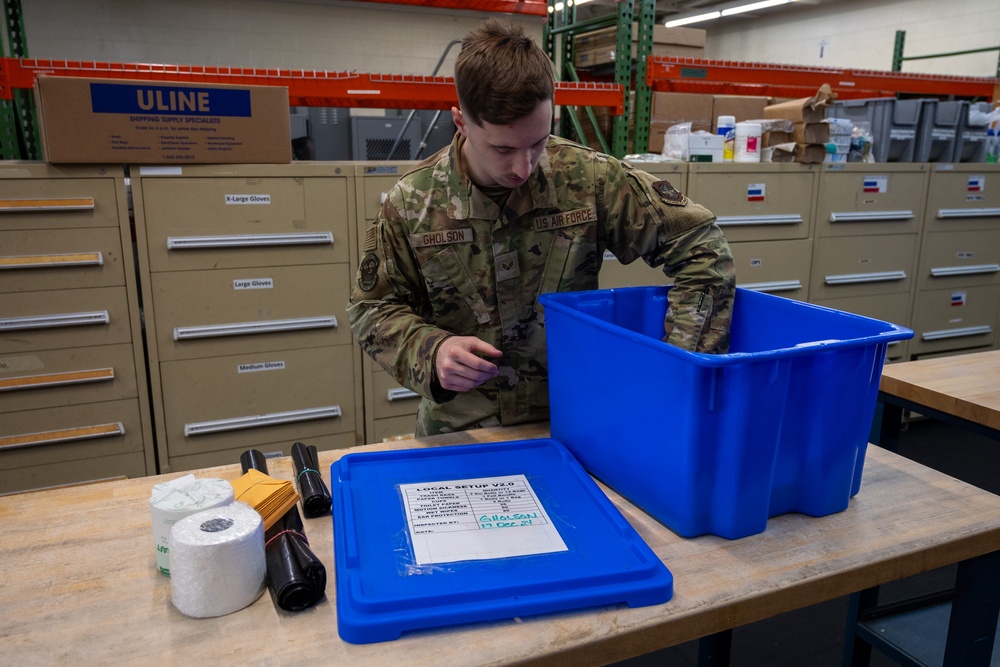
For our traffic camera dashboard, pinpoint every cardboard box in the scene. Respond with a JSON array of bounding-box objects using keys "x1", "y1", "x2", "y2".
[
  {"x1": 576, "y1": 25, "x2": 706, "y2": 50},
  {"x1": 712, "y1": 96, "x2": 770, "y2": 129},
  {"x1": 35, "y1": 75, "x2": 292, "y2": 164},
  {"x1": 792, "y1": 122, "x2": 830, "y2": 144},
  {"x1": 763, "y1": 97, "x2": 827, "y2": 123},
  {"x1": 763, "y1": 130, "x2": 792, "y2": 147},
  {"x1": 575, "y1": 43, "x2": 703, "y2": 67},
  {"x1": 648, "y1": 119, "x2": 672, "y2": 153},
  {"x1": 651, "y1": 92, "x2": 714, "y2": 133}
]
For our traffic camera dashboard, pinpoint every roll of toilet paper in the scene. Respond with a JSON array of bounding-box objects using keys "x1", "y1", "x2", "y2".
[
  {"x1": 149, "y1": 474, "x2": 234, "y2": 575},
  {"x1": 168, "y1": 501, "x2": 266, "y2": 619}
]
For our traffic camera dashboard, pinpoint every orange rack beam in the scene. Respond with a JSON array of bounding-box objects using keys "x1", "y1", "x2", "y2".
[
  {"x1": 647, "y1": 57, "x2": 999, "y2": 101},
  {"x1": 348, "y1": 0, "x2": 548, "y2": 15},
  {"x1": 0, "y1": 58, "x2": 624, "y2": 113}
]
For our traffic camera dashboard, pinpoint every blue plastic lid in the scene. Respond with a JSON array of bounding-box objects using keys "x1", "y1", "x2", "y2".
[{"x1": 331, "y1": 438, "x2": 673, "y2": 644}]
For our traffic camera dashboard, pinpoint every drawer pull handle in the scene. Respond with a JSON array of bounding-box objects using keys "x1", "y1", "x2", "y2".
[
  {"x1": 937, "y1": 208, "x2": 1000, "y2": 219},
  {"x1": 0, "y1": 422, "x2": 124, "y2": 451},
  {"x1": 0, "y1": 197, "x2": 95, "y2": 213},
  {"x1": 715, "y1": 214, "x2": 803, "y2": 226},
  {"x1": 166, "y1": 232, "x2": 334, "y2": 249},
  {"x1": 0, "y1": 367, "x2": 115, "y2": 392},
  {"x1": 825, "y1": 271, "x2": 907, "y2": 285},
  {"x1": 929, "y1": 264, "x2": 1000, "y2": 277},
  {"x1": 184, "y1": 405, "x2": 342, "y2": 437},
  {"x1": 739, "y1": 280, "x2": 802, "y2": 293},
  {"x1": 387, "y1": 387, "x2": 420, "y2": 402},
  {"x1": 0, "y1": 252, "x2": 103, "y2": 270},
  {"x1": 921, "y1": 325, "x2": 993, "y2": 341},
  {"x1": 828, "y1": 210, "x2": 914, "y2": 223},
  {"x1": 174, "y1": 316, "x2": 337, "y2": 340},
  {"x1": 0, "y1": 311, "x2": 110, "y2": 332}
]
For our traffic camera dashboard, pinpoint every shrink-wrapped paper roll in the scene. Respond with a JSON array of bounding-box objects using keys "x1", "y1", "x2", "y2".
[
  {"x1": 149, "y1": 474, "x2": 234, "y2": 575},
  {"x1": 168, "y1": 501, "x2": 266, "y2": 618}
]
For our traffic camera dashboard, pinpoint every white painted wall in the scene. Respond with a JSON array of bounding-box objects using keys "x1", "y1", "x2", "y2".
[
  {"x1": 17, "y1": 0, "x2": 998, "y2": 80},
  {"x1": 705, "y1": 0, "x2": 999, "y2": 77}
]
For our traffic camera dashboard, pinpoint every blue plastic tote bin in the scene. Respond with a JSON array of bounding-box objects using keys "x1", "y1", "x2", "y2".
[{"x1": 539, "y1": 286, "x2": 913, "y2": 539}]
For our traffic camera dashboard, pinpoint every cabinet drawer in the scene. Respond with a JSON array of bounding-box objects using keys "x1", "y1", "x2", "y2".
[
  {"x1": 809, "y1": 295, "x2": 912, "y2": 361},
  {"x1": 924, "y1": 166, "x2": 1000, "y2": 233},
  {"x1": 917, "y1": 229, "x2": 1000, "y2": 290},
  {"x1": 138, "y1": 176, "x2": 351, "y2": 271},
  {"x1": 159, "y1": 345, "x2": 358, "y2": 457},
  {"x1": 815, "y1": 166, "x2": 928, "y2": 237},
  {"x1": 149, "y1": 263, "x2": 352, "y2": 361},
  {"x1": 369, "y1": 366, "x2": 421, "y2": 420},
  {"x1": 0, "y1": 174, "x2": 122, "y2": 232},
  {"x1": 0, "y1": 286, "x2": 134, "y2": 354},
  {"x1": 0, "y1": 399, "x2": 145, "y2": 472},
  {"x1": 687, "y1": 165, "x2": 816, "y2": 242},
  {"x1": 360, "y1": 173, "x2": 405, "y2": 220},
  {"x1": 810, "y1": 235, "x2": 917, "y2": 300},
  {"x1": 165, "y1": 431, "x2": 357, "y2": 473},
  {"x1": 0, "y1": 344, "x2": 138, "y2": 413},
  {"x1": 598, "y1": 251, "x2": 671, "y2": 289},
  {"x1": 369, "y1": 414, "x2": 418, "y2": 444},
  {"x1": 910, "y1": 286, "x2": 999, "y2": 355},
  {"x1": 730, "y1": 239, "x2": 812, "y2": 301},
  {"x1": 0, "y1": 450, "x2": 147, "y2": 495},
  {"x1": 0, "y1": 227, "x2": 126, "y2": 293}
]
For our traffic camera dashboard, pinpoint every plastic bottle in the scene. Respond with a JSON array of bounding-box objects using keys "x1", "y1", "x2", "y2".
[
  {"x1": 986, "y1": 129, "x2": 999, "y2": 164},
  {"x1": 717, "y1": 115, "x2": 736, "y2": 162},
  {"x1": 734, "y1": 122, "x2": 762, "y2": 163}
]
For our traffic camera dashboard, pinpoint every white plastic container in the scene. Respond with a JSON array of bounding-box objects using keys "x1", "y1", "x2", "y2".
[
  {"x1": 734, "y1": 122, "x2": 762, "y2": 163},
  {"x1": 717, "y1": 115, "x2": 736, "y2": 162}
]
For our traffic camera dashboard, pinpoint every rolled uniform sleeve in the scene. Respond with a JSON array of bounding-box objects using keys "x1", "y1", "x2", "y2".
[
  {"x1": 601, "y1": 160, "x2": 735, "y2": 353},
  {"x1": 347, "y1": 199, "x2": 454, "y2": 403}
]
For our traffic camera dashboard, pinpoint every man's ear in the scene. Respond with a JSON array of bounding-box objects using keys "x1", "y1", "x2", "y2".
[{"x1": 451, "y1": 106, "x2": 467, "y2": 136}]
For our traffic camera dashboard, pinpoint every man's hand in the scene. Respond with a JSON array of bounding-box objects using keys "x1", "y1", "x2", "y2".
[{"x1": 435, "y1": 336, "x2": 502, "y2": 392}]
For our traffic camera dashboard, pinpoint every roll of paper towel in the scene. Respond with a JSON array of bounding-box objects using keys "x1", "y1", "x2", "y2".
[
  {"x1": 168, "y1": 501, "x2": 266, "y2": 618},
  {"x1": 149, "y1": 474, "x2": 234, "y2": 575}
]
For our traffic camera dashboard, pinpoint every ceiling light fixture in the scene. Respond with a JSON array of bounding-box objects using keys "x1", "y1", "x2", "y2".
[{"x1": 665, "y1": 0, "x2": 796, "y2": 27}]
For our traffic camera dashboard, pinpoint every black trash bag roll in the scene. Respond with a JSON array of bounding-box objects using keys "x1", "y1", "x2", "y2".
[
  {"x1": 238, "y1": 448, "x2": 327, "y2": 612},
  {"x1": 264, "y1": 506, "x2": 327, "y2": 611},
  {"x1": 240, "y1": 448, "x2": 271, "y2": 475},
  {"x1": 291, "y1": 441, "x2": 332, "y2": 518}
]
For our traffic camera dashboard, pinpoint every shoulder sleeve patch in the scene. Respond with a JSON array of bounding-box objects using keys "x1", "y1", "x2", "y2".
[{"x1": 653, "y1": 180, "x2": 687, "y2": 205}]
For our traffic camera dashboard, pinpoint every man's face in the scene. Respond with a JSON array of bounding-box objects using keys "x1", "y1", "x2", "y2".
[{"x1": 452, "y1": 100, "x2": 553, "y2": 189}]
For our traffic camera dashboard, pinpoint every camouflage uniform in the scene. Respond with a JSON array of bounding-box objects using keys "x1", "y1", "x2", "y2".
[{"x1": 349, "y1": 134, "x2": 735, "y2": 436}]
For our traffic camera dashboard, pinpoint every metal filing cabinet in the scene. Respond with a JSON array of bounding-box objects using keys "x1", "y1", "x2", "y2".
[
  {"x1": 353, "y1": 161, "x2": 423, "y2": 443},
  {"x1": 132, "y1": 163, "x2": 363, "y2": 472},
  {"x1": 811, "y1": 163, "x2": 929, "y2": 361},
  {"x1": 687, "y1": 163, "x2": 818, "y2": 302},
  {"x1": 598, "y1": 161, "x2": 688, "y2": 289},
  {"x1": 910, "y1": 164, "x2": 1000, "y2": 357},
  {"x1": 0, "y1": 162, "x2": 155, "y2": 492}
]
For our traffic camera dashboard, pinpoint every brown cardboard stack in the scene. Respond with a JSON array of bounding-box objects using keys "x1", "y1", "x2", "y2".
[
  {"x1": 647, "y1": 93, "x2": 771, "y2": 154},
  {"x1": 574, "y1": 25, "x2": 705, "y2": 68},
  {"x1": 761, "y1": 85, "x2": 835, "y2": 163}
]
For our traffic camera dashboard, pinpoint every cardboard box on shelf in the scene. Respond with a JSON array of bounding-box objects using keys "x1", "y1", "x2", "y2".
[
  {"x1": 575, "y1": 43, "x2": 704, "y2": 67},
  {"x1": 34, "y1": 75, "x2": 292, "y2": 164},
  {"x1": 712, "y1": 96, "x2": 771, "y2": 129},
  {"x1": 763, "y1": 84, "x2": 835, "y2": 124},
  {"x1": 651, "y1": 92, "x2": 714, "y2": 133},
  {"x1": 791, "y1": 122, "x2": 831, "y2": 144},
  {"x1": 575, "y1": 25, "x2": 706, "y2": 50},
  {"x1": 648, "y1": 119, "x2": 672, "y2": 153}
]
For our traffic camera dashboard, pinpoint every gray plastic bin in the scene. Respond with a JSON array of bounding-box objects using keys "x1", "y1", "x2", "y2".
[
  {"x1": 913, "y1": 100, "x2": 966, "y2": 163},
  {"x1": 953, "y1": 101, "x2": 990, "y2": 162},
  {"x1": 828, "y1": 98, "x2": 923, "y2": 162}
]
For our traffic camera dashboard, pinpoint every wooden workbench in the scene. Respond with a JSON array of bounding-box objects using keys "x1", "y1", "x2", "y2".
[
  {"x1": 4, "y1": 423, "x2": 1000, "y2": 665},
  {"x1": 878, "y1": 348, "x2": 1000, "y2": 436}
]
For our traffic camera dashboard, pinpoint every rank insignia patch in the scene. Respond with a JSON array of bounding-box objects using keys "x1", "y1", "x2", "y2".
[
  {"x1": 653, "y1": 180, "x2": 686, "y2": 205},
  {"x1": 358, "y1": 253, "x2": 380, "y2": 292}
]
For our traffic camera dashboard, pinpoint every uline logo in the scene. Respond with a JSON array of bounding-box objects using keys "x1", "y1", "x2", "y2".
[{"x1": 137, "y1": 89, "x2": 210, "y2": 113}]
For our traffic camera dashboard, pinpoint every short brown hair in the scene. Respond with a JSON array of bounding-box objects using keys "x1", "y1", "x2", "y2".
[{"x1": 454, "y1": 17, "x2": 555, "y2": 126}]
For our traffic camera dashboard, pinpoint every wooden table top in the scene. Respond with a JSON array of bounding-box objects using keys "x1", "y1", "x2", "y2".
[
  {"x1": 4, "y1": 423, "x2": 1000, "y2": 666},
  {"x1": 880, "y1": 349, "x2": 1000, "y2": 432}
]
